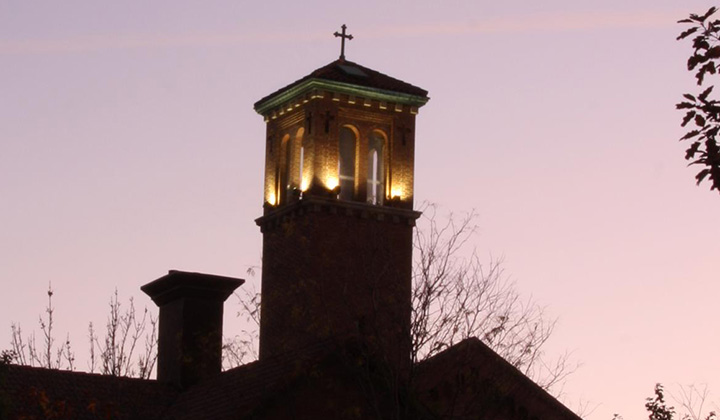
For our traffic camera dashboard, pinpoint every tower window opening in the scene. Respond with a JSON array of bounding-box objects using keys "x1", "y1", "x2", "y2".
[
  {"x1": 338, "y1": 127, "x2": 356, "y2": 201},
  {"x1": 367, "y1": 131, "x2": 385, "y2": 205},
  {"x1": 298, "y1": 145, "x2": 304, "y2": 196},
  {"x1": 293, "y1": 127, "x2": 305, "y2": 198},
  {"x1": 279, "y1": 134, "x2": 291, "y2": 204}
]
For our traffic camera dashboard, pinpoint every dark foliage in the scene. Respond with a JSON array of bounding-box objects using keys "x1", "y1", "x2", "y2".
[
  {"x1": 677, "y1": 7, "x2": 720, "y2": 192},
  {"x1": 614, "y1": 384, "x2": 717, "y2": 420},
  {"x1": 645, "y1": 384, "x2": 677, "y2": 420}
]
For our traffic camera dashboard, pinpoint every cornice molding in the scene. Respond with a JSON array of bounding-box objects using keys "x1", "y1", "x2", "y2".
[{"x1": 254, "y1": 78, "x2": 429, "y2": 116}]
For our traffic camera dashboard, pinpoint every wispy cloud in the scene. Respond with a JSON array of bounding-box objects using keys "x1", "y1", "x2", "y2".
[
  {"x1": 0, "y1": 32, "x2": 297, "y2": 55},
  {"x1": 367, "y1": 9, "x2": 682, "y2": 38},
  {"x1": 0, "y1": 9, "x2": 683, "y2": 55}
]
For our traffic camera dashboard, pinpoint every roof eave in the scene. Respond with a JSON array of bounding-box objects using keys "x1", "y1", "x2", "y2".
[{"x1": 254, "y1": 78, "x2": 429, "y2": 115}]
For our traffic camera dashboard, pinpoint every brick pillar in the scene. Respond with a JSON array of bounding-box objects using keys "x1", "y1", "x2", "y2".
[{"x1": 141, "y1": 270, "x2": 243, "y2": 388}]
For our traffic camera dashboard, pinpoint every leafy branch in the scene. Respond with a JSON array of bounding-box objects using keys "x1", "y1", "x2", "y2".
[{"x1": 677, "y1": 7, "x2": 720, "y2": 192}]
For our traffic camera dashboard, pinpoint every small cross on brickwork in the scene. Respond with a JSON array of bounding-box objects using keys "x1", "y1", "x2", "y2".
[{"x1": 333, "y1": 24, "x2": 353, "y2": 60}]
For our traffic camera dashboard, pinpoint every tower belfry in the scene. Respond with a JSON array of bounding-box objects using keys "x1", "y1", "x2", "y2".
[{"x1": 254, "y1": 37, "x2": 429, "y2": 369}]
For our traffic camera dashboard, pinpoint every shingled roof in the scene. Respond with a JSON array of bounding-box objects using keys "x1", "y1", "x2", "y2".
[
  {"x1": 161, "y1": 343, "x2": 325, "y2": 419},
  {"x1": 0, "y1": 364, "x2": 177, "y2": 420},
  {"x1": 254, "y1": 59, "x2": 429, "y2": 114},
  {"x1": 414, "y1": 337, "x2": 582, "y2": 420},
  {"x1": 1, "y1": 338, "x2": 582, "y2": 420},
  {"x1": 161, "y1": 338, "x2": 435, "y2": 420}
]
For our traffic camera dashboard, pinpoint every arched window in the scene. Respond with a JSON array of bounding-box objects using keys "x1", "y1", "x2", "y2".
[
  {"x1": 279, "y1": 134, "x2": 291, "y2": 204},
  {"x1": 295, "y1": 128, "x2": 305, "y2": 192},
  {"x1": 367, "y1": 131, "x2": 385, "y2": 205},
  {"x1": 338, "y1": 126, "x2": 357, "y2": 201}
]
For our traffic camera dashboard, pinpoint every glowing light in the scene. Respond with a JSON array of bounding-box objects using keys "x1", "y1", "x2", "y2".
[
  {"x1": 391, "y1": 188, "x2": 403, "y2": 199},
  {"x1": 326, "y1": 177, "x2": 339, "y2": 190},
  {"x1": 268, "y1": 192, "x2": 277, "y2": 205},
  {"x1": 301, "y1": 178, "x2": 310, "y2": 192}
]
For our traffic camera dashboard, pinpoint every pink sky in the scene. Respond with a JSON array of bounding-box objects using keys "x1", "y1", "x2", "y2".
[{"x1": 1, "y1": 1, "x2": 719, "y2": 418}]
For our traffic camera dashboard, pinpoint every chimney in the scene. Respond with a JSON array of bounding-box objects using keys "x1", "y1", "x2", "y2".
[{"x1": 141, "y1": 270, "x2": 243, "y2": 388}]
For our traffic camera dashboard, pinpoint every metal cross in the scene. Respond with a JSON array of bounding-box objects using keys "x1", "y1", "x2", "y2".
[{"x1": 333, "y1": 24, "x2": 353, "y2": 60}]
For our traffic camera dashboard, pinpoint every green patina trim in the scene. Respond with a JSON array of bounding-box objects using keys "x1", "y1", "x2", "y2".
[{"x1": 254, "y1": 78, "x2": 429, "y2": 115}]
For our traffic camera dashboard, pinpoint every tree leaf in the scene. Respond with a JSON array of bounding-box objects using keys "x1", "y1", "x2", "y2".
[
  {"x1": 689, "y1": 55, "x2": 700, "y2": 71},
  {"x1": 697, "y1": 63, "x2": 715, "y2": 85},
  {"x1": 681, "y1": 130, "x2": 701, "y2": 140},
  {"x1": 699, "y1": 86, "x2": 714, "y2": 101},
  {"x1": 676, "y1": 101, "x2": 695, "y2": 109},
  {"x1": 706, "y1": 104, "x2": 720, "y2": 116},
  {"x1": 683, "y1": 93, "x2": 697, "y2": 101},
  {"x1": 707, "y1": 46, "x2": 720, "y2": 59},
  {"x1": 693, "y1": 37, "x2": 711, "y2": 51},
  {"x1": 685, "y1": 142, "x2": 701, "y2": 159},
  {"x1": 706, "y1": 126, "x2": 720, "y2": 138},
  {"x1": 695, "y1": 114, "x2": 707, "y2": 126},
  {"x1": 677, "y1": 18, "x2": 693, "y2": 24},
  {"x1": 696, "y1": 62, "x2": 718, "y2": 85},
  {"x1": 682, "y1": 111, "x2": 697, "y2": 127},
  {"x1": 677, "y1": 27, "x2": 699, "y2": 40},
  {"x1": 702, "y1": 7, "x2": 718, "y2": 21},
  {"x1": 696, "y1": 168, "x2": 711, "y2": 184}
]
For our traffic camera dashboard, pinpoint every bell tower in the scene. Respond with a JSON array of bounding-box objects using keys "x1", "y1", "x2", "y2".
[{"x1": 254, "y1": 30, "x2": 429, "y2": 370}]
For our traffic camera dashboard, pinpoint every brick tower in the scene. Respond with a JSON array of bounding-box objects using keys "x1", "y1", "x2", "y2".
[{"x1": 254, "y1": 41, "x2": 429, "y2": 371}]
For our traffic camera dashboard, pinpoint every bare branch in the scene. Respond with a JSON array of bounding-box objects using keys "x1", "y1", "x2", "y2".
[
  {"x1": 671, "y1": 384, "x2": 718, "y2": 420},
  {"x1": 223, "y1": 283, "x2": 261, "y2": 369},
  {"x1": 411, "y1": 205, "x2": 574, "y2": 394},
  {"x1": 8, "y1": 287, "x2": 157, "y2": 378},
  {"x1": 90, "y1": 289, "x2": 157, "y2": 377}
]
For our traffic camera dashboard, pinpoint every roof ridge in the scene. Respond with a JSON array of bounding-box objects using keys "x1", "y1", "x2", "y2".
[
  {"x1": 254, "y1": 59, "x2": 428, "y2": 112},
  {"x1": 5, "y1": 364, "x2": 161, "y2": 384}
]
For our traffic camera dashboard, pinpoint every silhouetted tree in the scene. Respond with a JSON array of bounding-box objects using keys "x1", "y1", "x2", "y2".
[
  {"x1": 222, "y1": 279, "x2": 261, "y2": 369},
  {"x1": 9, "y1": 286, "x2": 74, "y2": 370},
  {"x1": 677, "y1": 7, "x2": 720, "y2": 192},
  {"x1": 87, "y1": 290, "x2": 157, "y2": 379},
  {"x1": 8, "y1": 288, "x2": 157, "y2": 379},
  {"x1": 673, "y1": 384, "x2": 718, "y2": 420},
  {"x1": 613, "y1": 384, "x2": 717, "y2": 420},
  {"x1": 411, "y1": 205, "x2": 574, "y2": 392}
]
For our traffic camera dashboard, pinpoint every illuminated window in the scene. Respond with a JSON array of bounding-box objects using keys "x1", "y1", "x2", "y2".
[
  {"x1": 367, "y1": 131, "x2": 385, "y2": 205},
  {"x1": 279, "y1": 134, "x2": 291, "y2": 204},
  {"x1": 299, "y1": 145, "x2": 304, "y2": 189},
  {"x1": 338, "y1": 127, "x2": 356, "y2": 201},
  {"x1": 295, "y1": 128, "x2": 305, "y2": 193}
]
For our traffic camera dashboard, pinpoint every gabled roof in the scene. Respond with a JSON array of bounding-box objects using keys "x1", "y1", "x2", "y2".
[
  {"x1": 254, "y1": 59, "x2": 429, "y2": 115},
  {"x1": 0, "y1": 364, "x2": 177, "y2": 420},
  {"x1": 414, "y1": 337, "x2": 582, "y2": 420}
]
